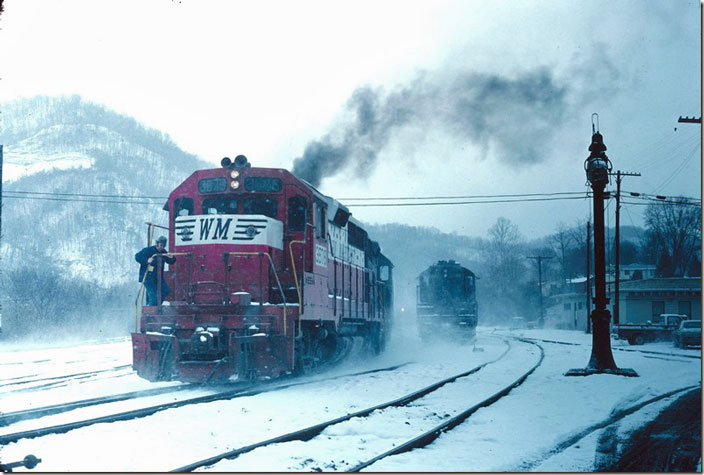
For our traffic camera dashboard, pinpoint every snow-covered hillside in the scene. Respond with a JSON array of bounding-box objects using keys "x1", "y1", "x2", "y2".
[{"x1": 0, "y1": 95, "x2": 211, "y2": 287}]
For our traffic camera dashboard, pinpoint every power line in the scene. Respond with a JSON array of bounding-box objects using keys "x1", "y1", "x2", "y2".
[
  {"x1": 345, "y1": 196, "x2": 590, "y2": 207},
  {"x1": 3, "y1": 187, "x2": 699, "y2": 203},
  {"x1": 622, "y1": 190, "x2": 701, "y2": 202},
  {"x1": 2, "y1": 195, "x2": 157, "y2": 205},
  {"x1": 4, "y1": 190, "x2": 167, "y2": 200},
  {"x1": 1, "y1": 189, "x2": 698, "y2": 208},
  {"x1": 339, "y1": 191, "x2": 586, "y2": 201},
  {"x1": 621, "y1": 199, "x2": 701, "y2": 207},
  {"x1": 1, "y1": 193, "x2": 591, "y2": 207}
]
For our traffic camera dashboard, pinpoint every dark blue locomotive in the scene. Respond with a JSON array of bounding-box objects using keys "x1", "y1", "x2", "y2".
[{"x1": 416, "y1": 260, "x2": 478, "y2": 339}]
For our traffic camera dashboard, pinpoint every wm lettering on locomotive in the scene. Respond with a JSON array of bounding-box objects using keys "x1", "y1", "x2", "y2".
[{"x1": 174, "y1": 215, "x2": 284, "y2": 249}]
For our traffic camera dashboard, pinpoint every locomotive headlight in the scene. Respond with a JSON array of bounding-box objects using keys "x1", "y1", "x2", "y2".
[
  {"x1": 230, "y1": 180, "x2": 240, "y2": 190},
  {"x1": 230, "y1": 170, "x2": 240, "y2": 179}
]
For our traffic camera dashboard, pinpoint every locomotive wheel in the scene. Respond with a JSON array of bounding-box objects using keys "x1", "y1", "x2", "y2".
[{"x1": 296, "y1": 325, "x2": 337, "y2": 373}]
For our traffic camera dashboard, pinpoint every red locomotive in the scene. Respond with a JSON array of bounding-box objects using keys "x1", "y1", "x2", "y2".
[{"x1": 132, "y1": 155, "x2": 393, "y2": 383}]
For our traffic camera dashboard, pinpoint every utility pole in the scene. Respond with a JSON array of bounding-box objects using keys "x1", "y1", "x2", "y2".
[
  {"x1": 586, "y1": 220, "x2": 591, "y2": 334},
  {"x1": 528, "y1": 255, "x2": 553, "y2": 327},
  {"x1": 0, "y1": 145, "x2": 3, "y2": 242},
  {"x1": 567, "y1": 115, "x2": 637, "y2": 377},
  {"x1": 0, "y1": 145, "x2": 3, "y2": 335},
  {"x1": 611, "y1": 170, "x2": 640, "y2": 326}
]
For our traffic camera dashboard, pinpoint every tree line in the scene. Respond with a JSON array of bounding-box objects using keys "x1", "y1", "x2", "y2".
[{"x1": 477, "y1": 198, "x2": 700, "y2": 322}]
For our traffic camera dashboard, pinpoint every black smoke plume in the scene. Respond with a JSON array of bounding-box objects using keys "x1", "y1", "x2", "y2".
[{"x1": 291, "y1": 67, "x2": 571, "y2": 187}]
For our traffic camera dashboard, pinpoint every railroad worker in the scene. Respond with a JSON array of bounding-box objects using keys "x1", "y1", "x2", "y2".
[{"x1": 135, "y1": 236, "x2": 176, "y2": 306}]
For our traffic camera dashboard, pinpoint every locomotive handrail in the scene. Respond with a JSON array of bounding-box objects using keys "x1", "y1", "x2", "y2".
[
  {"x1": 223, "y1": 252, "x2": 288, "y2": 332},
  {"x1": 144, "y1": 221, "x2": 168, "y2": 246},
  {"x1": 224, "y1": 251, "x2": 296, "y2": 370},
  {"x1": 288, "y1": 222, "x2": 314, "y2": 335}
]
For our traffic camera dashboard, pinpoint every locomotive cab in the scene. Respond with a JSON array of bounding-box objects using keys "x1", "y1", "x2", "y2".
[{"x1": 416, "y1": 260, "x2": 478, "y2": 340}]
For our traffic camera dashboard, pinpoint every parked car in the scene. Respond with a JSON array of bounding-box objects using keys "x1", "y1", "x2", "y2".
[{"x1": 673, "y1": 320, "x2": 701, "y2": 348}]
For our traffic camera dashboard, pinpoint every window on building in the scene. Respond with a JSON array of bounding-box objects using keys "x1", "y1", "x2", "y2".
[
  {"x1": 652, "y1": 301, "x2": 665, "y2": 318},
  {"x1": 678, "y1": 300, "x2": 692, "y2": 317}
]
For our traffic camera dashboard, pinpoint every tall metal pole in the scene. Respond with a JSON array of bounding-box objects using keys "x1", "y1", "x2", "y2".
[
  {"x1": 0, "y1": 145, "x2": 3, "y2": 335},
  {"x1": 586, "y1": 220, "x2": 591, "y2": 334},
  {"x1": 589, "y1": 169, "x2": 616, "y2": 369},
  {"x1": 614, "y1": 172, "x2": 620, "y2": 325},
  {"x1": 528, "y1": 255, "x2": 553, "y2": 327},
  {"x1": 567, "y1": 118, "x2": 637, "y2": 377},
  {"x1": 0, "y1": 145, "x2": 3, "y2": 242},
  {"x1": 612, "y1": 170, "x2": 640, "y2": 326}
]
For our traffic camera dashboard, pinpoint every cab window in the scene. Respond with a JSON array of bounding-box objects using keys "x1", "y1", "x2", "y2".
[
  {"x1": 174, "y1": 197, "x2": 194, "y2": 217},
  {"x1": 202, "y1": 197, "x2": 238, "y2": 214},
  {"x1": 288, "y1": 196, "x2": 307, "y2": 232},
  {"x1": 243, "y1": 198, "x2": 278, "y2": 218}
]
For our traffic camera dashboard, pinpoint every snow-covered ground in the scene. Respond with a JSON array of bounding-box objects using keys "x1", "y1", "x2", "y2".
[{"x1": 0, "y1": 324, "x2": 700, "y2": 472}]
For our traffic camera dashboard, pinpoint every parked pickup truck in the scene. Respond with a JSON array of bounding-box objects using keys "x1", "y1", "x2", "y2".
[{"x1": 615, "y1": 314, "x2": 689, "y2": 345}]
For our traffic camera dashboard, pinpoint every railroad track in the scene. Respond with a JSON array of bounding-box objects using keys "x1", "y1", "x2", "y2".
[
  {"x1": 498, "y1": 333, "x2": 701, "y2": 360},
  {"x1": 0, "y1": 383, "x2": 195, "y2": 427},
  {"x1": 514, "y1": 384, "x2": 701, "y2": 471},
  {"x1": 0, "y1": 362, "x2": 413, "y2": 445},
  {"x1": 170, "y1": 337, "x2": 542, "y2": 472},
  {"x1": 0, "y1": 365, "x2": 134, "y2": 395}
]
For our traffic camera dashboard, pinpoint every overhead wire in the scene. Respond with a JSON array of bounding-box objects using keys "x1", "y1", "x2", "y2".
[
  {"x1": 651, "y1": 139, "x2": 701, "y2": 194},
  {"x1": 339, "y1": 191, "x2": 586, "y2": 201},
  {"x1": 1, "y1": 187, "x2": 698, "y2": 208}
]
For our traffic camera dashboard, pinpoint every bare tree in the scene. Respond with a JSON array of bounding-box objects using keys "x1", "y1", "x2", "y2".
[
  {"x1": 644, "y1": 198, "x2": 701, "y2": 277},
  {"x1": 483, "y1": 217, "x2": 527, "y2": 319},
  {"x1": 550, "y1": 222, "x2": 573, "y2": 284}
]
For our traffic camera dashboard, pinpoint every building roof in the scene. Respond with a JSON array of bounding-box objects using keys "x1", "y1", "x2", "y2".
[
  {"x1": 620, "y1": 263, "x2": 656, "y2": 270},
  {"x1": 617, "y1": 277, "x2": 701, "y2": 291}
]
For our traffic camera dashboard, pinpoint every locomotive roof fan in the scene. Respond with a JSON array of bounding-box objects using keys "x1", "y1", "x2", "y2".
[{"x1": 221, "y1": 155, "x2": 251, "y2": 169}]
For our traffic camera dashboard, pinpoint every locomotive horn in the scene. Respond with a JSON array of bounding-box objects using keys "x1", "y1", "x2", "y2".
[
  {"x1": 233, "y1": 154, "x2": 250, "y2": 168},
  {"x1": 221, "y1": 156, "x2": 232, "y2": 168}
]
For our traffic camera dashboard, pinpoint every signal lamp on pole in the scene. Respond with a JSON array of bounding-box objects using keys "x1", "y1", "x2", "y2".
[{"x1": 566, "y1": 115, "x2": 637, "y2": 377}]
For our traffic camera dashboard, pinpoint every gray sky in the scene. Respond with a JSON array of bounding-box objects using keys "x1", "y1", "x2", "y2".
[{"x1": 1, "y1": 0, "x2": 700, "y2": 238}]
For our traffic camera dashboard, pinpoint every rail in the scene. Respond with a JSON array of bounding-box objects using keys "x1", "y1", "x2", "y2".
[{"x1": 0, "y1": 363, "x2": 412, "y2": 446}]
